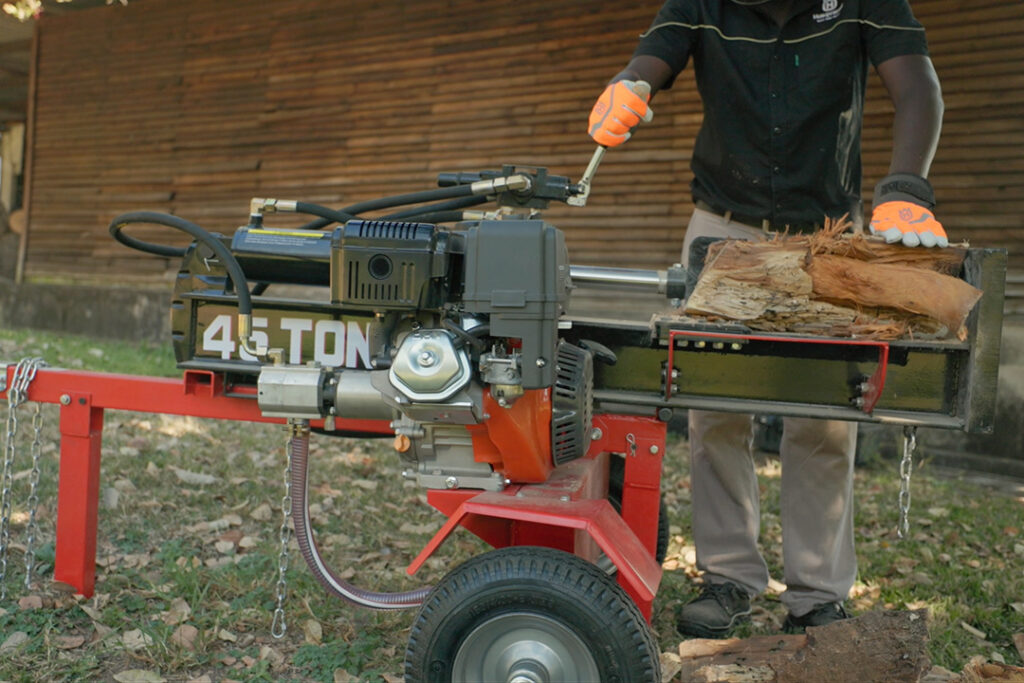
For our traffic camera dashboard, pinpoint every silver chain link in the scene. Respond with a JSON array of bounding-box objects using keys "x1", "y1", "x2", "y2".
[
  {"x1": 23, "y1": 398, "x2": 45, "y2": 589},
  {"x1": 270, "y1": 433, "x2": 293, "y2": 639},
  {"x1": 1, "y1": 358, "x2": 46, "y2": 600},
  {"x1": 897, "y1": 425, "x2": 917, "y2": 540},
  {"x1": 0, "y1": 369, "x2": 19, "y2": 601}
]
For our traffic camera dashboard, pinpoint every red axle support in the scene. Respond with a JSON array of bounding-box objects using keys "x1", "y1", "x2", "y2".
[
  {"x1": 1, "y1": 366, "x2": 391, "y2": 597},
  {"x1": 410, "y1": 414, "x2": 668, "y2": 621}
]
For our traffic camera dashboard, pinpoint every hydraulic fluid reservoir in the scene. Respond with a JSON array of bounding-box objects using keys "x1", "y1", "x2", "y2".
[{"x1": 230, "y1": 226, "x2": 335, "y2": 285}]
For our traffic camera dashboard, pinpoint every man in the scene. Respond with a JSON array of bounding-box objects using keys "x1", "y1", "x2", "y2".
[{"x1": 588, "y1": 0, "x2": 944, "y2": 636}]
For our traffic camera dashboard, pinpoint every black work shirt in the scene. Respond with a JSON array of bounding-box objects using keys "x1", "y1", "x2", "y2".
[{"x1": 634, "y1": 0, "x2": 929, "y2": 227}]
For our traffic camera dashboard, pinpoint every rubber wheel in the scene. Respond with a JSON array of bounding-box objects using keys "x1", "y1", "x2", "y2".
[
  {"x1": 404, "y1": 546, "x2": 660, "y2": 683},
  {"x1": 608, "y1": 454, "x2": 670, "y2": 563}
]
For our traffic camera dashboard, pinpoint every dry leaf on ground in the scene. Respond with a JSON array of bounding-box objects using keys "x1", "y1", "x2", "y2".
[
  {"x1": 303, "y1": 619, "x2": 323, "y2": 645},
  {"x1": 173, "y1": 468, "x2": 219, "y2": 485},
  {"x1": 961, "y1": 622, "x2": 988, "y2": 640},
  {"x1": 171, "y1": 624, "x2": 199, "y2": 651},
  {"x1": 0, "y1": 632, "x2": 29, "y2": 654},
  {"x1": 113, "y1": 670, "x2": 165, "y2": 683},
  {"x1": 52, "y1": 634, "x2": 87, "y2": 650},
  {"x1": 161, "y1": 597, "x2": 192, "y2": 626},
  {"x1": 122, "y1": 629, "x2": 154, "y2": 651},
  {"x1": 18, "y1": 595, "x2": 44, "y2": 610}
]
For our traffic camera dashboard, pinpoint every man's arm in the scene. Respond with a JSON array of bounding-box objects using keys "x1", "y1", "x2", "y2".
[
  {"x1": 608, "y1": 55, "x2": 676, "y2": 98},
  {"x1": 876, "y1": 54, "x2": 944, "y2": 177},
  {"x1": 869, "y1": 54, "x2": 947, "y2": 247}
]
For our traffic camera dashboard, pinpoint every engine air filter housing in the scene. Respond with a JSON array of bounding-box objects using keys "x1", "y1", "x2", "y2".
[
  {"x1": 330, "y1": 220, "x2": 451, "y2": 310},
  {"x1": 461, "y1": 219, "x2": 571, "y2": 389}
]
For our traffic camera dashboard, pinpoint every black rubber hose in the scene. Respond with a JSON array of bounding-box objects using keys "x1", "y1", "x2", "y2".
[
  {"x1": 442, "y1": 320, "x2": 489, "y2": 353},
  {"x1": 294, "y1": 201, "x2": 356, "y2": 226},
  {"x1": 381, "y1": 194, "x2": 488, "y2": 221},
  {"x1": 300, "y1": 184, "x2": 478, "y2": 230},
  {"x1": 109, "y1": 211, "x2": 253, "y2": 315},
  {"x1": 289, "y1": 426, "x2": 431, "y2": 609},
  {"x1": 394, "y1": 210, "x2": 466, "y2": 224}
]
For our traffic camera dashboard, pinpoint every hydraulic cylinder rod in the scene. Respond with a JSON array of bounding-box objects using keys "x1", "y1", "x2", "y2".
[{"x1": 569, "y1": 265, "x2": 686, "y2": 299}]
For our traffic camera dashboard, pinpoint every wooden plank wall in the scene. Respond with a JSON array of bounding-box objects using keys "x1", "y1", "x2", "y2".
[{"x1": 21, "y1": 0, "x2": 1024, "y2": 285}]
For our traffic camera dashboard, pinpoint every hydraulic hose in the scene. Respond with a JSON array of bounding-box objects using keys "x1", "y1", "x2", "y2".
[
  {"x1": 300, "y1": 184, "x2": 478, "y2": 230},
  {"x1": 109, "y1": 211, "x2": 253, "y2": 316},
  {"x1": 288, "y1": 424, "x2": 431, "y2": 610},
  {"x1": 294, "y1": 201, "x2": 356, "y2": 226},
  {"x1": 381, "y1": 194, "x2": 488, "y2": 221},
  {"x1": 394, "y1": 210, "x2": 467, "y2": 225}
]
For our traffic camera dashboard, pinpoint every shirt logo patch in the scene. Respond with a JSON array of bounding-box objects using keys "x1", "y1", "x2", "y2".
[{"x1": 813, "y1": 0, "x2": 842, "y2": 23}]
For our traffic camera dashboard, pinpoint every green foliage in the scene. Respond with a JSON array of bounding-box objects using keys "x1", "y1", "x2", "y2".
[
  {"x1": 0, "y1": 327, "x2": 177, "y2": 376},
  {"x1": 293, "y1": 636, "x2": 388, "y2": 682}
]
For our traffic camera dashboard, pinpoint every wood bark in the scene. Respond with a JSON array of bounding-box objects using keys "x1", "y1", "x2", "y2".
[
  {"x1": 683, "y1": 228, "x2": 982, "y2": 340},
  {"x1": 807, "y1": 254, "x2": 982, "y2": 335},
  {"x1": 669, "y1": 610, "x2": 931, "y2": 683}
]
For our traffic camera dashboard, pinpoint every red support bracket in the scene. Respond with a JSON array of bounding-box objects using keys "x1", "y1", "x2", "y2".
[
  {"x1": 54, "y1": 392, "x2": 105, "y2": 596},
  {"x1": 588, "y1": 415, "x2": 666, "y2": 559},
  {"x1": 183, "y1": 369, "x2": 224, "y2": 398}
]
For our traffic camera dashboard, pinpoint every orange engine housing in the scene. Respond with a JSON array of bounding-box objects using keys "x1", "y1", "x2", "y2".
[{"x1": 466, "y1": 388, "x2": 554, "y2": 484}]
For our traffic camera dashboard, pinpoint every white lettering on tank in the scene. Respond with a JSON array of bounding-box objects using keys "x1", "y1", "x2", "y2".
[{"x1": 280, "y1": 318, "x2": 314, "y2": 364}]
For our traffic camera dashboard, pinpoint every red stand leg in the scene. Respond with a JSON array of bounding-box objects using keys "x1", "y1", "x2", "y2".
[{"x1": 53, "y1": 393, "x2": 104, "y2": 597}]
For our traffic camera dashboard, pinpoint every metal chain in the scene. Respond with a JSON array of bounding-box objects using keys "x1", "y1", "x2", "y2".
[
  {"x1": 0, "y1": 367, "x2": 20, "y2": 601},
  {"x1": 23, "y1": 398, "x2": 45, "y2": 589},
  {"x1": 270, "y1": 435, "x2": 293, "y2": 639},
  {"x1": 1, "y1": 358, "x2": 45, "y2": 600},
  {"x1": 897, "y1": 425, "x2": 917, "y2": 540}
]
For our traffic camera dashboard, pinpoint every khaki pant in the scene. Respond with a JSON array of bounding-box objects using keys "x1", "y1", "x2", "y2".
[{"x1": 682, "y1": 208, "x2": 858, "y2": 617}]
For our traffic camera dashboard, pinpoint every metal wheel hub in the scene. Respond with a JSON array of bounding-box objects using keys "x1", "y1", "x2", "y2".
[{"x1": 451, "y1": 611, "x2": 600, "y2": 683}]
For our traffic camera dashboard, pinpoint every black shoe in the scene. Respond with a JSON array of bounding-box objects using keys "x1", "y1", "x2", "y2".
[
  {"x1": 677, "y1": 581, "x2": 752, "y2": 639},
  {"x1": 782, "y1": 602, "x2": 850, "y2": 633}
]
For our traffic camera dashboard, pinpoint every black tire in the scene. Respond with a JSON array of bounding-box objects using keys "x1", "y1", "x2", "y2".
[
  {"x1": 404, "y1": 546, "x2": 660, "y2": 683},
  {"x1": 608, "y1": 454, "x2": 670, "y2": 564}
]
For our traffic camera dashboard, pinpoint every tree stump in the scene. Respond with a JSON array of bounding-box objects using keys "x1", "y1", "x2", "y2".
[{"x1": 672, "y1": 610, "x2": 931, "y2": 682}]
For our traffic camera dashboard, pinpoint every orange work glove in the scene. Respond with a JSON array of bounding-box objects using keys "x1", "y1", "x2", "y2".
[
  {"x1": 869, "y1": 202, "x2": 948, "y2": 248},
  {"x1": 587, "y1": 80, "x2": 653, "y2": 147},
  {"x1": 868, "y1": 173, "x2": 948, "y2": 248}
]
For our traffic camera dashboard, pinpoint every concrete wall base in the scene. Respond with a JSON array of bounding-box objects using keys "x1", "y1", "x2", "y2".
[{"x1": 0, "y1": 278, "x2": 170, "y2": 342}]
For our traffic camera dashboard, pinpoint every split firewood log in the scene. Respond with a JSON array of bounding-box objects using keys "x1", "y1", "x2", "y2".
[
  {"x1": 682, "y1": 216, "x2": 982, "y2": 340},
  {"x1": 806, "y1": 254, "x2": 981, "y2": 335}
]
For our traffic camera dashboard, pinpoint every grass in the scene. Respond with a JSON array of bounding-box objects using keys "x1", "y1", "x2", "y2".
[{"x1": 0, "y1": 327, "x2": 1022, "y2": 681}]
